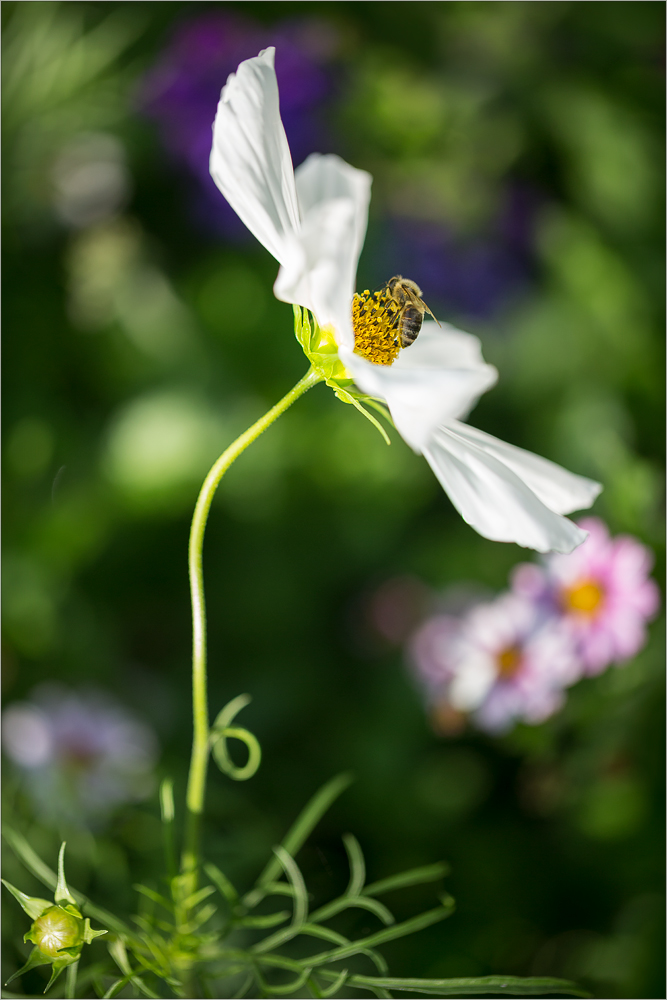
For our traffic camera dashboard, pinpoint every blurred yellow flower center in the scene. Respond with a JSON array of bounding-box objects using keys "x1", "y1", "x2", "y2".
[
  {"x1": 496, "y1": 645, "x2": 523, "y2": 678},
  {"x1": 563, "y1": 579, "x2": 604, "y2": 615},
  {"x1": 352, "y1": 289, "x2": 400, "y2": 366}
]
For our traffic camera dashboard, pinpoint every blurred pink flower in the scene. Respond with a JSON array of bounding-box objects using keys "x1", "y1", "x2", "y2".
[{"x1": 512, "y1": 517, "x2": 660, "y2": 675}]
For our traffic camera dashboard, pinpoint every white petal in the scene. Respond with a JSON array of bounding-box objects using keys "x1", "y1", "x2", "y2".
[
  {"x1": 448, "y1": 653, "x2": 497, "y2": 711},
  {"x1": 343, "y1": 323, "x2": 498, "y2": 453},
  {"x1": 209, "y1": 48, "x2": 300, "y2": 266},
  {"x1": 422, "y1": 423, "x2": 591, "y2": 553},
  {"x1": 274, "y1": 154, "x2": 371, "y2": 342},
  {"x1": 394, "y1": 320, "x2": 490, "y2": 371},
  {"x1": 445, "y1": 421, "x2": 602, "y2": 515},
  {"x1": 295, "y1": 154, "x2": 371, "y2": 272}
]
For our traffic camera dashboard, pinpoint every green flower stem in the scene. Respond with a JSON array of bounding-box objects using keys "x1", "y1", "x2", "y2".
[{"x1": 181, "y1": 368, "x2": 322, "y2": 879}]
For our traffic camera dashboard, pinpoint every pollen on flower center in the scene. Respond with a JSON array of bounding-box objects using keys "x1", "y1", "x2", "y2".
[
  {"x1": 352, "y1": 289, "x2": 401, "y2": 366},
  {"x1": 562, "y1": 579, "x2": 604, "y2": 615},
  {"x1": 496, "y1": 645, "x2": 523, "y2": 678}
]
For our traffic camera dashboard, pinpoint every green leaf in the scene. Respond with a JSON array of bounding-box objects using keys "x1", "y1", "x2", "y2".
[
  {"x1": 272, "y1": 846, "x2": 308, "y2": 927},
  {"x1": 256, "y1": 963, "x2": 313, "y2": 997},
  {"x1": 234, "y1": 910, "x2": 289, "y2": 929},
  {"x1": 158, "y1": 778, "x2": 174, "y2": 824},
  {"x1": 231, "y1": 973, "x2": 254, "y2": 999},
  {"x1": 107, "y1": 938, "x2": 162, "y2": 999},
  {"x1": 159, "y1": 778, "x2": 177, "y2": 879},
  {"x1": 184, "y1": 885, "x2": 216, "y2": 910},
  {"x1": 1, "y1": 880, "x2": 51, "y2": 920},
  {"x1": 312, "y1": 969, "x2": 348, "y2": 998},
  {"x1": 259, "y1": 881, "x2": 296, "y2": 898},
  {"x1": 310, "y1": 895, "x2": 394, "y2": 926},
  {"x1": 133, "y1": 885, "x2": 173, "y2": 913},
  {"x1": 307, "y1": 902, "x2": 454, "y2": 968},
  {"x1": 363, "y1": 862, "x2": 450, "y2": 897},
  {"x1": 246, "y1": 772, "x2": 353, "y2": 904},
  {"x1": 251, "y1": 919, "x2": 348, "y2": 957},
  {"x1": 343, "y1": 833, "x2": 366, "y2": 896},
  {"x1": 203, "y1": 863, "x2": 238, "y2": 907},
  {"x1": 326, "y1": 974, "x2": 590, "y2": 997},
  {"x1": 185, "y1": 901, "x2": 217, "y2": 933}
]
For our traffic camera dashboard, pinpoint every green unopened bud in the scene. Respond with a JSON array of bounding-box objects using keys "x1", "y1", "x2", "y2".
[
  {"x1": 28, "y1": 904, "x2": 84, "y2": 959},
  {"x1": 3, "y1": 842, "x2": 107, "y2": 991}
]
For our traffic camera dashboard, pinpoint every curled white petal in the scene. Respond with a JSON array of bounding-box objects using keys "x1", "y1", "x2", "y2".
[
  {"x1": 443, "y1": 421, "x2": 602, "y2": 515},
  {"x1": 422, "y1": 422, "x2": 592, "y2": 553},
  {"x1": 344, "y1": 323, "x2": 498, "y2": 452},
  {"x1": 210, "y1": 47, "x2": 300, "y2": 266}
]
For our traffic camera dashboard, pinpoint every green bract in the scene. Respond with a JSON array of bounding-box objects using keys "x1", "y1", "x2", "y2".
[
  {"x1": 2, "y1": 842, "x2": 106, "y2": 993},
  {"x1": 293, "y1": 305, "x2": 393, "y2": 444}
]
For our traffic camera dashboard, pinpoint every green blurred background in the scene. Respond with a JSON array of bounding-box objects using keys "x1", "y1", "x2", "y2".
[{"x1": 2, "y1": 3, "x2": 664, "y2": 997}]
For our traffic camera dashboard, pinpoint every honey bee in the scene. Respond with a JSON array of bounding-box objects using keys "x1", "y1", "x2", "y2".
[{"x1": 385, "y1": 275, "x2": 439, "y2": 349}]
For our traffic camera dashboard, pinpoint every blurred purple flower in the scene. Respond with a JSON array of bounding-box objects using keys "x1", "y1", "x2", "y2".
[
  {"x1": 512, "y1": 517, "x2": 660, "y2": 675},
  {"x1": 374, "y1": 187, "x2": 539, "y2": 320},
  {"x1": 409, "y1": 613, "x2": 462, "y2": 694},
  {"x1": 2, "y1": 685, "x2": 158, "y2": 826},
  {"x1": 139, "y1": 11, "x2": 340, "y2": 239}
]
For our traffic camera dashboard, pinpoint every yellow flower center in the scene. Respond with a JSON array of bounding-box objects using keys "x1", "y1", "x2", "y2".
[
  {"x1": 496, "y1": 645, "x2": 523, "y2": 678},
  {"x1": 562, "y1": 579, "x2": 604, "y2": 616},
  {"x1": 352, "y1": 289, "x2": 400, "y2": 366}
]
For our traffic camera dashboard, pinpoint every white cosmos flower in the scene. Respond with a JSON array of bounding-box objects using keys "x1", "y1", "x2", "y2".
[{"x1": 210, "y1": 47, "x2": 601, "y2": 554}]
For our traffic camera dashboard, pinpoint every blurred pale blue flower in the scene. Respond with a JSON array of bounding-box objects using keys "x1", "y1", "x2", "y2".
[{"x1": 2, "y1": 685, "x2": 158, "y2": 826}]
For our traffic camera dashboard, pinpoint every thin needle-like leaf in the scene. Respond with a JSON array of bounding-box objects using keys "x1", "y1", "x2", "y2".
[
  {"x1": 322, "y1": 973, "x2": 590, "y2": 997},
  {"x1": 245, "y1": 773, "x2": 352, "y2": 905},
  {"x1": 310, "y1": 894, "x2": 394, "y2": 926},
  {"x1": 363, "y1": 862, "x2": 450, "y2": 897},
  {"x1": 307, "y1": 903, "x2": 454, "y2": 967},
  {"x1": 343, "y1": 833, "x2": 366, "y2": 897}
]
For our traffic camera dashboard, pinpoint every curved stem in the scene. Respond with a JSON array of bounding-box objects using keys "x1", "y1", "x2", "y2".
[{"x1": 181, "y1": 368, "x2": 322, "y2": 877}]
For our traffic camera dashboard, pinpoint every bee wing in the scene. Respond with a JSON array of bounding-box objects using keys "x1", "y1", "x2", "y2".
[{"x1": 425, "y1": 304, "x2": 441, "y2": 327}]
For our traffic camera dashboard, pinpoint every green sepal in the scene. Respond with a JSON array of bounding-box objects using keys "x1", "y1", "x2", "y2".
[
  {"x1": 293, "y1": 306, "x2": 351, "y2": 386},
  {"x1": 1, "y1": 879, "x2": 51, "y2": 920},
  {"x1": 4, "y1": 945, "x2": 50, "y2": 986},
  {"x1": 83, "y1": 917, "x2": 108, "y2": 944},
  {"x1": 43, "y1": 957, "x2": 72, "y2": 993},
  {"x1": 293, "y1": 306, "x2": 393, "y2": 444},
  {"x1": 55, "y1": 843, "x2": 77, "y2": 907}
]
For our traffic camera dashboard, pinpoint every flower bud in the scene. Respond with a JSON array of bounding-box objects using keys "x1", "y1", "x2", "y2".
[{"x1": 29, "y1": 904, "x2": 84, "y2": 959}]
